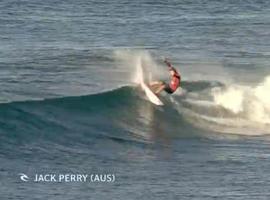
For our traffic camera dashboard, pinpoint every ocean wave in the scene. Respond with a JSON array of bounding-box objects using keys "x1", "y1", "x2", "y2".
[
  {"x1": 0, "y1": 81, "x2": 219, "y2": 146},
  {"x1": 0, "y1": 74, "x2": 269, "y2": 151}
]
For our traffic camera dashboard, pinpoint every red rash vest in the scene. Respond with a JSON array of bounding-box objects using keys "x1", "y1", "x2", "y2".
[{"x1": 169, "y1": 68, "x2": 181, "y2": 92}]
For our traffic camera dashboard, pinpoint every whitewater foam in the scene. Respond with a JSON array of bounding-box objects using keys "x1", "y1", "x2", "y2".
[{"x1": 212, "y1": 76, "x2": 270, "y2": 125}]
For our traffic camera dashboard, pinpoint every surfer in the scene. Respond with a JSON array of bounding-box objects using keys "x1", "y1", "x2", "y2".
[{"x1": 150, "y1": 59, "x2": 181, "y2": 95}]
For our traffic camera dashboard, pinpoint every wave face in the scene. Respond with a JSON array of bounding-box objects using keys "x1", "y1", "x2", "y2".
[
  {"x1": 0, "y1": 84, "x2": 203, "y2": 148},
  {"x1": 0, "y1": 86, "x2": 139, "y2": 144}
]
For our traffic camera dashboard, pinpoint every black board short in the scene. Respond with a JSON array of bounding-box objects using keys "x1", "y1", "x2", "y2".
[{"x1": 164, "y1": 84, "x2": 174, "y2": 94}]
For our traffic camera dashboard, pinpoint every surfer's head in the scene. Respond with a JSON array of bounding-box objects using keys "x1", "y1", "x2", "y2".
[{"x1": 169, "y1": 69, "x2": 175, "y2": 76}]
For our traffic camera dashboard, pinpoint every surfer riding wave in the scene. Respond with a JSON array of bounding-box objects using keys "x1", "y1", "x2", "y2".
[{"x1": 150, "y1": 59, "x2": 181, "y2": 95}]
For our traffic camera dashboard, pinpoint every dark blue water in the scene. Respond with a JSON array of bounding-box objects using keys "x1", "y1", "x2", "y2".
[{"x1": 1, "y1": 0, "x2": 270, "y2": 199}]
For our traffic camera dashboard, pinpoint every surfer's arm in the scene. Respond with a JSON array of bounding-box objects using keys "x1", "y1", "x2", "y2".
[{"x1": 164, "y1": 59, "x2": 173, "y2": 69}]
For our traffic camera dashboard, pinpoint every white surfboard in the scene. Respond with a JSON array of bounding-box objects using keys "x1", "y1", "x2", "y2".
[{"x1": 137, "y1": 60, "x2": 164, "y2": 106}]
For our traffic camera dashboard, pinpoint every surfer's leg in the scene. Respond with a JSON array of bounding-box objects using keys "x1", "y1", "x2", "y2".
[
  {"x1": 151, "y1": 81, "x2": 166, "y2": 94},
  {"x1": 149, "y1": 81, "x2": 164, "y2": 91},
  {"x1": 149, "y1": 81, "x2": 163, "y2": 86},
  {"x1": 154, "y1": 84, "x2": 166, "y2": 94}
]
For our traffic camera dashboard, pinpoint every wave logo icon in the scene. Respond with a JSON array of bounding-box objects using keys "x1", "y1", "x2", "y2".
[{"x1": 19, "y1": 173, "x2": 29, "y2": 182}]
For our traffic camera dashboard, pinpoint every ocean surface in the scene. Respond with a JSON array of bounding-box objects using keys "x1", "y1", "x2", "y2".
[{"x1": 1, "y1": 0, "x2": 270, "y2": 199}]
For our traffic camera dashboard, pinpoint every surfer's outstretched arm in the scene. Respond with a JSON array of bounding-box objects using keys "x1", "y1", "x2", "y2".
[{"x1": 164, "y1": 58, "x2": 173, "y2": 69}]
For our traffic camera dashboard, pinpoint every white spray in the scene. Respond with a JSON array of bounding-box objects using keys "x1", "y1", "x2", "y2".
[{"x1": 113, "y1": 49, "x2": 168, "y2": 84}]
